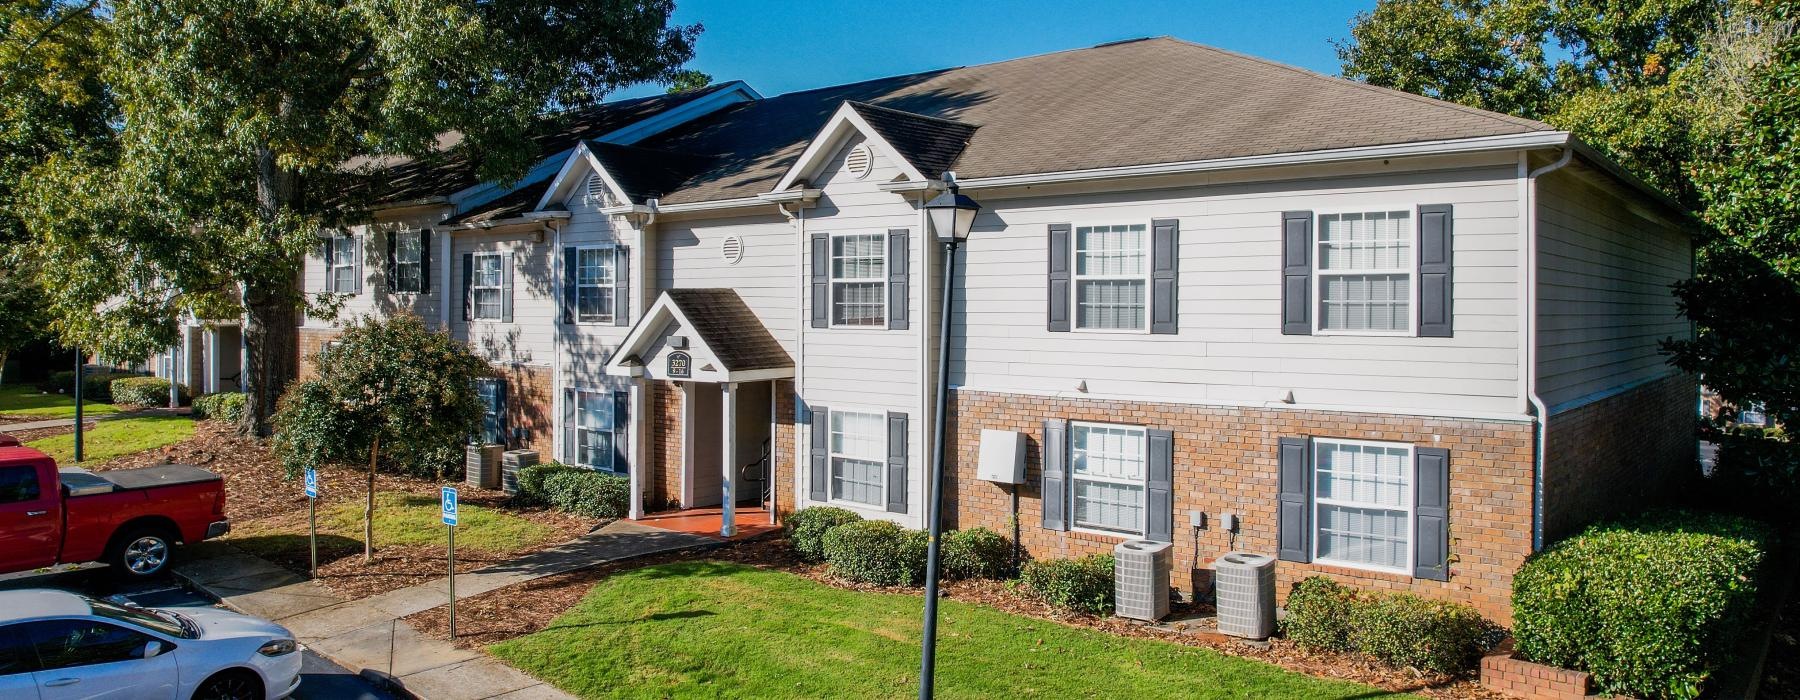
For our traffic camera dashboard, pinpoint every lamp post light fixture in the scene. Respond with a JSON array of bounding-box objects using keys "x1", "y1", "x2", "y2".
[{"x1": 918, "y1": 172, "x2": 980, "y2": 700}]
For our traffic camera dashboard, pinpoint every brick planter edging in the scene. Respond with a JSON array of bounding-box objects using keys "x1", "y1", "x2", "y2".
[{"x1": 1480, "y1": 638, "x2": 1596, "y2": 700}]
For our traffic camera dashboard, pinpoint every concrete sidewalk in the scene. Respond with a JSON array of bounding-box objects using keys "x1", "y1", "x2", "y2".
[
  {"x1": 174, "y1": 520, "x2": 719, "y2": 700},
  {"x1": 0, "y1": 406, "x2": 190, "y2": 433}
]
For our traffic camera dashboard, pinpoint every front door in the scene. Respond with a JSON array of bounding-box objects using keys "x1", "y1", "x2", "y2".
[{"x1": 0, "y1": 464, "x2": 57, "y2": 572}]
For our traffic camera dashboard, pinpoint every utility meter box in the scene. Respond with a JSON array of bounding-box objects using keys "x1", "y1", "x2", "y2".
[{"x1": 977, "y1": 429, "x2": 1027, "y2": 484}]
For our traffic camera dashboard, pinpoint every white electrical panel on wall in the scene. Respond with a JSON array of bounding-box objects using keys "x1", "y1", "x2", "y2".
[{"x1": 977, "y1": 429, "x2": 1027, "y2": 484}]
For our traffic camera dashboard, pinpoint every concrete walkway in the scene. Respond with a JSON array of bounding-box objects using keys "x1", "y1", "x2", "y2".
[
  {"x1": 0, "y1": 406, "x2": 189, "y2": 433},
  {"x1": 174, "y1": 520, "x2": 719, "y2": 700}
]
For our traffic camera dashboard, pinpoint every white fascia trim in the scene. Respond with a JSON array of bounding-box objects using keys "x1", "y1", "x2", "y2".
[
  {"x1": 770, "y1": 102, "x2": 929, "y2": 194},
  {"x1": 879, "y1": 180, "x2": 941, "y2": 193},
  {"x1": 604, "y1": 292, "x2": 687, "y2": 374},
  {"x1": 596, "y1": 81, "x2": 762, "y2": 145},
  {"x1": 756, "y1": 188, "x2": 822, "y2": 203},
  {"x1": 445, "y1": 210, "x2": 571, "y2": 232},
  {"x1": 367, "y1": 196, "x2": 451, "y2": 213},
  {"x1": 600, "y1": 204, "x2": 655, "y2": 216},
  {"x1": 652, "y1": 196, "x2": 768, "y2": 214},
  {"x1": 532, "y1": 142, "x2": 633, "y2": 211},
  {"x1": 950, "y1": 383, "x2": 1536, "y2": 424},
  {"x1": 955, "y1": 132, "x2": 1575, "y2": 190}
]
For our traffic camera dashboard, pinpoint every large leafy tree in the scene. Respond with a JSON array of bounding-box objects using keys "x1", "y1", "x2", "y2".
[{"x1": 15, "y1": 0, "x2": 699, "y2": 435}]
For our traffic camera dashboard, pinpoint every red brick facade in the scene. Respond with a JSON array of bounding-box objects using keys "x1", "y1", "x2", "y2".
[
  {"x1": 1542, "y1": 373, "x2": 1698, "y2": 542},
  {"x1": 495, "y1": 364, "x2": 553, "y2": 457},
  {"x1": 1481, "y1": 639, "x2": 1593, "y2": 699},
  {"x1": 645, "y1": 380, "x2": 684, "y2": 511},
  {"x1": 295, "y1": 328, "x2": 342, "y2": 381},
  {"x1": 772, "y1": 380, "x2": 798, "y2": 517}
]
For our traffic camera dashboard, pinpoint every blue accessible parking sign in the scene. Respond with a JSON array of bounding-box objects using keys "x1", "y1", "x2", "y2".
[
  {"x1": 441, "y1": 486, "x2": 459, "y2": 526},
  {"x1": 304, "y1": 468, "x2": 317, "y2": 498}
]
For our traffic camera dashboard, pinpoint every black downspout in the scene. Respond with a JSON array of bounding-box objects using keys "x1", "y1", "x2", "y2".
[
  {"x1": 73, "y1": 350, "x2": 84, "y2": 464},
  {"x1": 919, "y1": 238, "x2": 959, "y2": 700}
]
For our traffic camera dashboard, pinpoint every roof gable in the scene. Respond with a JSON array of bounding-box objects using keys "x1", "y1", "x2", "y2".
[
  {"x1": 771, "y1": 102, "x2": 939, "y2": 193},
  {"x1": 605, "y1": 289, "x2": 793, "y2": 383}
]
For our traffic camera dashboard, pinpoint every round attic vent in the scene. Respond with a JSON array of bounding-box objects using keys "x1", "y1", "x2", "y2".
[
  {"x1": 844, "y1": 143, "x2": 874, "y2": 180},
  {"x1": 722, "y1": 235, "x2": 744, "y2": 265}
]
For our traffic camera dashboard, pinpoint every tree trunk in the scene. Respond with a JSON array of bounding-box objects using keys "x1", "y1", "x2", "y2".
[
  {"x1": 242, "y1": 126, "x2": 302, "y2": 438},
  {"x1": 0, "y1": 351, "x2": 8, "y2": 386},
  {"x1": 364, "y1": 435, "x2": 379, "y2": 562}
]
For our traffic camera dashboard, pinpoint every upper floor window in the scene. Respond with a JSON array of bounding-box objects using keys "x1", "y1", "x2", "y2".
[
  {"x1": 393, "y1": 231, "x2": 424, "y2": 293},
  {"x1": 1317, "y1": 211, "x2": 1414, "y2": 333},
  {"x1": 576, "y1": 247, "x2": 616, "y2": 324},
  {"x1": 471, "y1": 253, "x2": 504, "y2": 321},
  {"x1": 1312, "y1": 439, "x2": 1413, "y2": 573},
  {"x1": 831, "y1": 234, "x2": 886, "y2": 327},
  {"x1": 1069, "y1": 422, "x2": 1148, "y2": 536},
  {"x1": 330, "y1": 237, "x2": 359, "y2": 293},
  {"x1": 829, "y1": 410, "x2": 885, "y2": 506},
  {"x1": 1074, "y1": 224, "x2": 1149, "y2": 331}
]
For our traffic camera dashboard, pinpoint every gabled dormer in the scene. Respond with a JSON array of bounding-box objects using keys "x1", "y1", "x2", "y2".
[{"x1": 766, "y1": 101, "x2": 977, "y2": 198}]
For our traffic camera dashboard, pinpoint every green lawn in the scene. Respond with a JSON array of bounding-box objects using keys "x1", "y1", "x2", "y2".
[
  {"x1": 0, "y1": 383, "x2": 119, "y2": 419},
  {"x1": 491, "y1": 562, "x2": 1412, "y2": 700},
  {"x1": 319, "y1": 492, "x2": 556, "y2": 553},
  {"x1": 25, "y1": 415, "x2": 194, "y2": 464}
]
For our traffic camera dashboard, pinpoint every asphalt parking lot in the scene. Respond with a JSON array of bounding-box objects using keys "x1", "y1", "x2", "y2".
[{"x1": 0, "y1": 565, "x2": 394, "y2": 700}]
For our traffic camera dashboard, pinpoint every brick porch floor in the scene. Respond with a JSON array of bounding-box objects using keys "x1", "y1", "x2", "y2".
[{"x1": 636, "y1": 505, "x2": 781, "y2": 541}]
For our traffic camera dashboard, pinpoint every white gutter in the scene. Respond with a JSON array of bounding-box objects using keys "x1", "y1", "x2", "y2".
[
  {"x1": 653, "y1": 196, "x2": 771, "y2": 214},
  {"x1": 552, "y1": 219, "x2": 564, "y2": 464},
  {"x1": 785, "y1": 200, "x2": 808, "y2": 509},
  {"x1": 1523, "y1": 147, "x2": 1573, "y2": 552}
]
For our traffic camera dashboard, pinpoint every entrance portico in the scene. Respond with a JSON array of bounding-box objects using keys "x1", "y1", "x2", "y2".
[{"x1": 606, "y1": 289, "x2": 794, "y2": 537}]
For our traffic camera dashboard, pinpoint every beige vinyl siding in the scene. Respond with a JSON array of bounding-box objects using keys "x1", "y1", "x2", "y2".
[
  {"x1": 451, "y1": 230, "x2": 556, "y2": 368},
  {"x1": 1534, "y1": 168, "x2": 1691, "y2": 412},
  {"x1": 301, "y1": 209, "x2": 450, "y2": 330},
  {"x1": 559, "y1": 184, "x2": 638, "y2": 393},
  {"x1": 658, "y1": 212, "x2": 798, "y2": 353},
  {"x1": 951, "y1": 155, "x2": 1525, "y2": 416}
]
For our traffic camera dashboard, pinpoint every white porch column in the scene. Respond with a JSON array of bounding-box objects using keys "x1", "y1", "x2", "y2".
[
  {"x1": 720, "y1": 381, "x2": 738, "y2": 537},
  {"x1": 204, "y1": 327, "x2": 220, "y2": 395},
  {"x1": 628, "y1": 377, "x2": 647, "y2": 520}
]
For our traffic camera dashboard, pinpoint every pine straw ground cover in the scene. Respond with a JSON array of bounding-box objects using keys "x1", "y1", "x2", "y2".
[{"x1": 406, "y1": 537, "x2": 1503, "y2": 700}]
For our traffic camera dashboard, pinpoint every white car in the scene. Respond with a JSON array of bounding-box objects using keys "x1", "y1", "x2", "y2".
[{"x1": 0, "y1": 590, "x2": 301, "y2": 699}]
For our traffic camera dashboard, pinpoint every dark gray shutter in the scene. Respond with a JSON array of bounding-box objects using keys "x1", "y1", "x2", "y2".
[
  {"x1": 1047, "y1": 224, "x2": 1072, "y2": 332},
  {"x1": 614, "y1": 245, "x2": 631, "y2": 327},
  {"x1": 386, "y1": 231, "x2": 398, "y2": 290},
  {"x1": 350, "y1": 234, "x2": 364, "y2": 294},
  {"x1": 1417, "y1": 204, "x2": 1454, "y2": 338},
  {"x1": 561, "y1": 246, "x2": 577, "y2": 324},
  {"x1": 420, "y1": 229, "x2": 432, "y2": 292},
  {"x1": 1041, "y1": 419, "x2": 1069, "y2": 530},
  {"x1": 809, "y1": 406, "x2": 829, "y2": 501},
  {"x1": 1150, "y1": 219, "x2": 1179, "y2": 335},
  {"x1": 810, "y1": 233, "x2": 829, "y2": 328},
  {"x1": 494, "y1": 379, "x2": 509, "y2": 447},
  {"x1": 886, "y1": 411, "x2": 908, "y2": 513},
  {"x1": 1281, "y1": 211, "x2": 1313, "y2": 335},
  {"x1": 1146, "y1": 428, "x2": 1174, "y2": 542},
  {"x1": 887, "y1": 229, "x2": 909, "y2": 330},
  {"x1": 322, "y1": 238, "x2": 336, "y2": 293},
  {"x1": 1277, "y1": 437, "x2": 1311, "y2": 562},
  {"x1": 613, "y1": 391, "x2": 630, "y2": 473},
  {"x1": 563, "y1": 388, "x2": 576, "y2": 463},
  {"x1": 1414, "y1": 447, "x2": 1451, "y2": 581},
  {"x1": 461, "y1": 253, "x2": 474, "y2": 321},
  {"x1": 500, "y1": 253, "x2": 514, "y2": 323}
]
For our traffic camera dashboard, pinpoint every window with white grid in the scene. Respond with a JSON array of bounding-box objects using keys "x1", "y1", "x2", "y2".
[
  {"x1": 830, "y1": 234, "x2": 886, "y2": 327},
  {"x1": 574, "y1": 389, "x2": 615, "y2": 471},
  {"x1": 330, "y1": 238, "x2": 358, "y2": 293},
  {"x1": 1317, "y1": 211, "x2": 1413, "y2": 333},
  {"x1": 1312, "y1": 439, "x2": 1412, "y2": 573},
  {"x1": 472, "y1": 253, "x2": 503, "y2": 320},
  {"x1": 1070, "y1": 422, "x2": 1148, "y2": 535},
  {"x1": 394, "y1": 231, "x2": 423, "y2": 292},
  {"x1": 575, "y1": 247, "x2": 615, "y2": 324},
  {"x1": 829, "y1": 410, "x2": 885, "y2": 506},
  {"x1": 1074, "y1": 224, "x2": 1148, "y2": 331}
]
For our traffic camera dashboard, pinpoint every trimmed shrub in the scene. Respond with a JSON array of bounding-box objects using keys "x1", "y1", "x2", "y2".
[
  {"x1": 1281, "y1": 576, "x2": 1357, "y2": 652},
  {"x1": 39, "y1": 369, "x2": 139, "y2": 403},
  {"x1": 940, "y1": 527, "x2": 1010, "y2": 580},
  {"x1": 513, "y1": 462, "x2": 628, "y2": 518},
  {"x1": 1348, "y1": 592, "x2": 1493, "y2": 675},
  {"x1": 191, "y1": 392, "x2": 246, "y2": 422},
  {"x1": 784, "y1": 506, "x2": 863, "y2": 562},
  {"x1": 110, "y1": 376, "x2": 187, "y2": 406},
  {"x1": 1019, "y1": 554, "x2": 1115, "y2": 614},
  {"x1": 1513, "y1": 510, "x2": 1772, "y2": 699},
  {"x1": 821, "y1": 520, "x2": 929, "y2": 586}
]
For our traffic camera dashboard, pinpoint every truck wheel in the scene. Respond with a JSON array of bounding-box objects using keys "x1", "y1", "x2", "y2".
[{"x1": 108, "y1": 526, "x2": 175, "y2": 579}]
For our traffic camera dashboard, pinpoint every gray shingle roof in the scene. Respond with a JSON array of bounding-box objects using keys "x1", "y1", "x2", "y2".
[
  {"x1": 848, "y1": 102, "x2": 978, "y2": 182},
  {"x1": 439, "y1": 177, "x2": 554, "y2": 226},
  {"x1": 665, "y1": 288, "x2": 792, "y2": 372}
]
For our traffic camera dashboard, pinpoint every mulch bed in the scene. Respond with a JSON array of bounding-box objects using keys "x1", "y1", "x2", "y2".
[
  {"x1": 1759, "y1": 562, "x2": 1800, "y2": 699},
  {"x1": 405, "y1": 536, "x2": 1501, "y2": 699}
]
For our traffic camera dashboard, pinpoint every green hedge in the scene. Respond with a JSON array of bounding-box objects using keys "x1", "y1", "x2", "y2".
[
  {"x1": 191, "y1": 392, "x2": 246, "y2": 422},
  {"x1": 1513, "y1": 510, "x2": 1772, "y2": 699},
  {"x1": 1018, "y1": 554, "x2": 1115, "y2": 614},
  {"x1": 110, "y1": 376, "x2": 187, "y2": 406},
  {"x1": 822, "y1": 520, "x2": 929, "y2": 586},
  {"x1": 941, "y1": 527, "x2": 1011, "y2": 580},
  {"x1": 1282, "y1": 576, "x2": 1492, "y2": 676},
  {"x1": 785, "y1": 506, "x2": 863, "y2": 562},
  {"x1": 38, "y1": 370, "x2": 141, "y2": 403},
  {"x1": 513, "y1": 462, "x2": 629, "y2": 518}
]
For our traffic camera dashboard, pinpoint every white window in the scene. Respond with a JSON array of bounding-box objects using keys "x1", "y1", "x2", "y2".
[
  {"x1": 1312, "y1": 439, "x2": 1413, "y2": 573},
  {"x1": 1316, "y1": 210, "x2": 1415, "y2": 333},
  {"x1": 1074, "y1": 224, "x2": 1148, "y2": 331},
  {"x1": 394, "y1": 231, "x2": 424, "y2": 293},
  {"x1": 330, "y1": 237, "x2": 358, "y2": 293},
  {"x1": 575, "y1": 247, "x2": 615, "y2": 324},
  {"x1": 1739, "y1": 402, "x2": 1769, "y2": 427},
  {"x1": 830, "y1": 233, "x2": 885, "y2": 327},
  {"x1": 829, "y1": 410, "x2": 885, "y2": 506},
  {"x1": 1070, "y1": 422, "x2": 1148, "y2": 536},
  {"x1": 471, "y1": 253, "x2": 504, "y2": 321},
  {"x1": 574, "y1": 389, "x2": 616, "y2": 471}
]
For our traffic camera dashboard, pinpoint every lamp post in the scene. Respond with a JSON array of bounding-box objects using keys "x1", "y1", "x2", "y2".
[{"x1": 919, "y1": 172, "x2": 980, "y2": 700}]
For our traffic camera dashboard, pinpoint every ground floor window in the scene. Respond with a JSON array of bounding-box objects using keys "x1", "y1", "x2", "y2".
[
  {"x1": 829, "y1": 410, "x2": 884, "y2": 506},
  {"x1": 574, "y1": 389, "x2": 616, "y2": 471},
  {"x1": 1069, "y1": 422, "x2": 1148, "y2": 536},
  {"x1": 1312, "y1": 439, "x2": 1412, "y2": 573}
]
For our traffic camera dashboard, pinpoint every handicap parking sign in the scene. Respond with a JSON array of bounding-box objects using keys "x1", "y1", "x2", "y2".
[
  {"x1": 304, "y1": 468, "x2": 317, "y2": 498},
  {"x1": 441, "y1": 487, "x2": 459, "y2": 526}
]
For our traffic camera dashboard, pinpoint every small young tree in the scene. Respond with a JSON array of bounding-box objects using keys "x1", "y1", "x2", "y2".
[{"x1": 272, "y1": 313, "x2": 489, "y2": 561}]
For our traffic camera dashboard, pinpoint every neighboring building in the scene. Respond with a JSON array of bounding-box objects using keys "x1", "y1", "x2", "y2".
[{"x1": 285, "y1": 37, "x2": 1697, "y2": 623}]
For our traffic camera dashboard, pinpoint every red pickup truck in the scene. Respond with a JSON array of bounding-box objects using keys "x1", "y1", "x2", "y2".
[{"x1": 0, "y1": 441, "x2": 228, "y2": 579}]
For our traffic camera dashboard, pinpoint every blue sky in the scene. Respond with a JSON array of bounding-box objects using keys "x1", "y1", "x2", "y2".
[{"x1": 611, "y1": 0, "x2": 1378, "y2": 100}]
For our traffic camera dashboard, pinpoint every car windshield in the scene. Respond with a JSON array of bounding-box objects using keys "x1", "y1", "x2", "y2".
[{"x1": 85, "y1": 596, "x2": 197, "y2": 639}]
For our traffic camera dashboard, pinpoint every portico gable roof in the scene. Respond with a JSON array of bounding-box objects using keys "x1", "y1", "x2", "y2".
[{"x1": 605, "y1": 288, "x2": 793, "y2": 384}]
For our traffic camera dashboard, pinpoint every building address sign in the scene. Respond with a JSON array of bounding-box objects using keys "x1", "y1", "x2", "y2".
[{"x1": 667, "y1": 351, "x2": 691, "y2": 378}]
